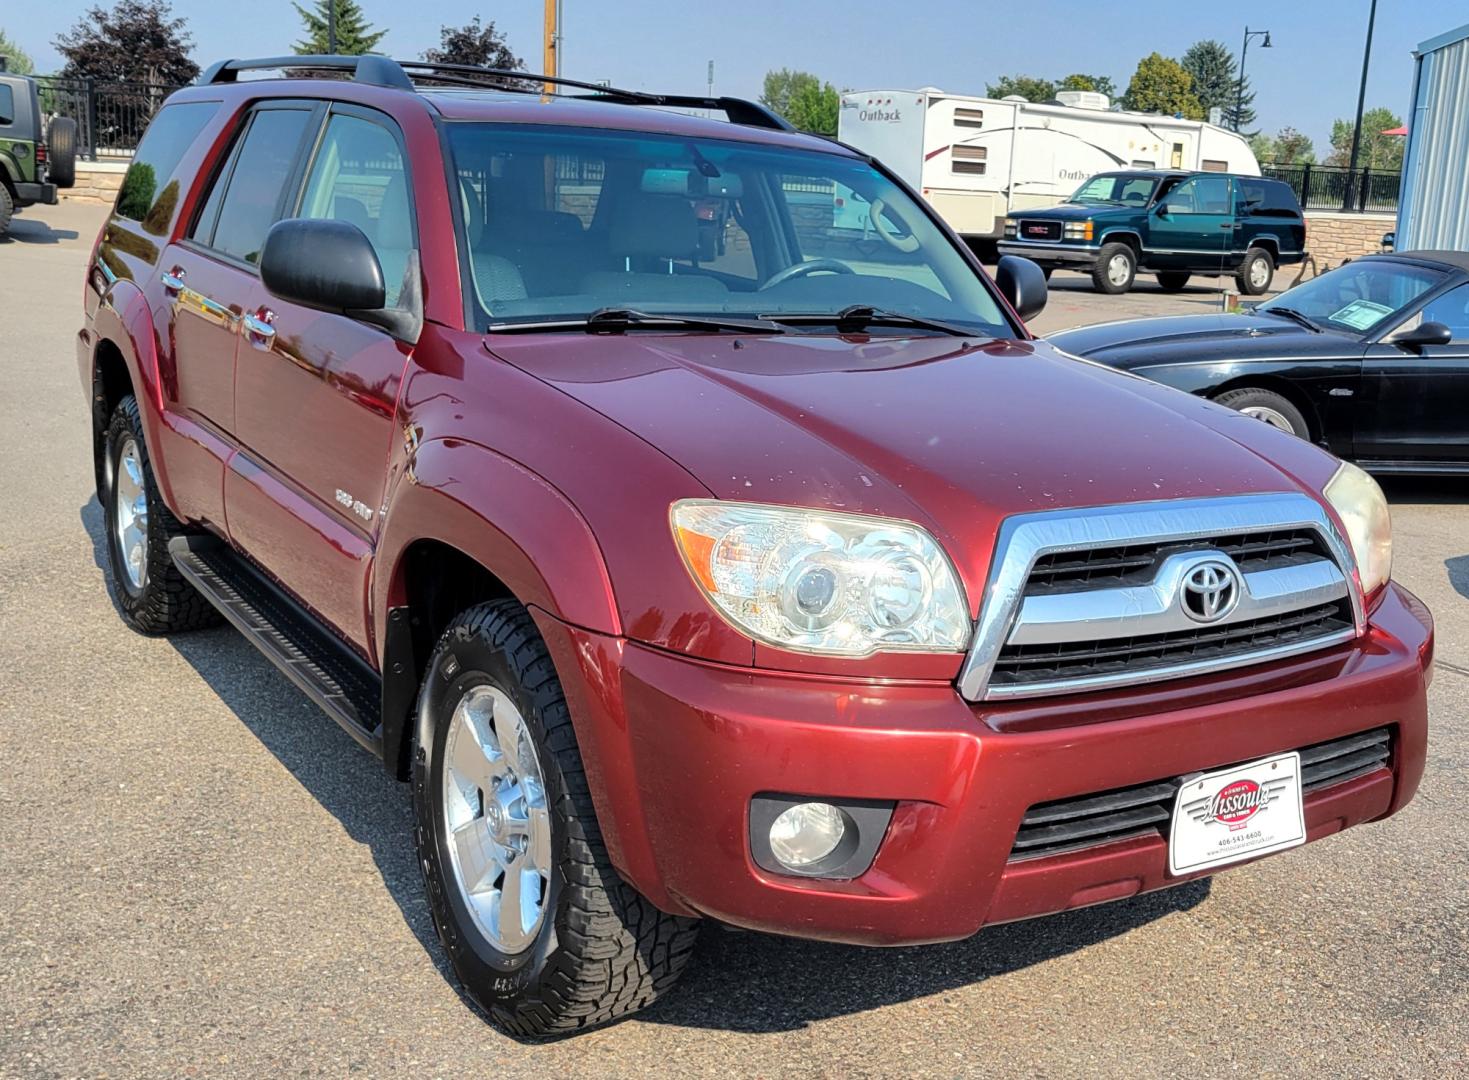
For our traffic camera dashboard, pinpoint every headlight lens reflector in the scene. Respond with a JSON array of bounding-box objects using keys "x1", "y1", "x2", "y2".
[
  {"x1": 1324, "y1": 461, "x2": 1392, "y2": 597},
  {"x1": 768, "y1": 802, "x2": 846, "y2": 869},
  {"x1": 671, "y1": 500, "x2": 970, "y2": 655}
]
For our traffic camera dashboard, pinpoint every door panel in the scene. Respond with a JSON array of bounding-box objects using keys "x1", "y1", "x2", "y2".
[
  {"x1": 1358, "y1": 284, "x2": 1469, "y2": 462},
  {"x1": 227, "y1": 108, "x2": 417, "y2": 652},
  {"x1": 1147, "y1": 175, "x2": 1230, "y2": 274}
]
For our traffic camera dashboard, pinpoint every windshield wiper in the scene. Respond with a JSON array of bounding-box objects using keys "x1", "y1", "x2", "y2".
[
  {"x1": 763, "y1": 305, "x2": 976, "y2": 337},
  {"x1": 582, "y1": 308, "x2": 784, "y2": 334},
  {"x1": 1259, "y1": 306, "x2": 1323, "y2": 333}
]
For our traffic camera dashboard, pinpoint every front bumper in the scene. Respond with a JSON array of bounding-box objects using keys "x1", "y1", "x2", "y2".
[
  {"x1": 997, "y1": 241, "x2": 1100, "y2": 268},
  {"x1": 534, "y1": 582, "x2": 1431, "y2": 946},
  {"x1": 12, "y1": 181, "x2": 58, "y2": 206}
]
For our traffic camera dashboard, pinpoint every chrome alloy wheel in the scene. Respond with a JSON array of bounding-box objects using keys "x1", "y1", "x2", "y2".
[
  {"x1": 1107, "y1": 252, "x2": 1132, "y2": 286},
  {"x1": 1240, "y1": 405, "x2": 1296, "y2": 433},
  {"x1": 1249, "y1": 257, "x2": 1271, "y2": 290},
  {"x1": 442, "y1": 684, "x2": 552, "y2": 954},
  {"x1": 113, "y1": 436, "x2": 148, "y2": 591}
]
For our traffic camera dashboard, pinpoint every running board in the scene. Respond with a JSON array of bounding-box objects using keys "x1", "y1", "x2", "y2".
[{"x1": 168, "y1": 536, "x2": 384, "y2": 756}]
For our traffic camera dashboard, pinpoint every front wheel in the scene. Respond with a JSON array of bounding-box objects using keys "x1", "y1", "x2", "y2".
[
  {"x1": 1236, "y1": 248, "x2": 1275, "y2": 295},
  {"x1": 1091, "y1": 242, "x2": 1136, "y2": 294},
  {"x1": 414, "y1": 600, "x2": 700, "y2": 1037},
  {"x1": 1214, "y1": 387, "x2": 1309, "y2": 439}
]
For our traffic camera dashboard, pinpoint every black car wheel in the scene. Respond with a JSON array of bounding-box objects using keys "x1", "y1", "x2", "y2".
[
  {"x1": 1091, "y1": 242, "x2": 1136, "y2": 294},
  {"x1": 0, "y1": 182, "x2": 12, "y2": 236},
  {"x1": 47, "y1": 118, "x2": 78, "y2": 189},
  {"x1": 414, "y1": 600, "x2": 700, "y2": 1037},
  {"x1": 1236, "y1": 248, "x2": 1275, "y2": 295},
  {"x1": 1215, "y1": 387, "x2": 1308, "y2": 439},
  {"x1": 1156, "y1": 272, "x2": 1191, "y2": 292}
]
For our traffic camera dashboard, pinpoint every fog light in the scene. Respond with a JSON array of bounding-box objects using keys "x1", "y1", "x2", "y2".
[{"x1": 768, "y1": 802, "x2": 846, "y2": 868}]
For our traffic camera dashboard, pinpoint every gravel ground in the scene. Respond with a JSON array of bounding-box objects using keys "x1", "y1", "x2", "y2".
[{"x1": 1, "y1": 202, "x2": 1465, "y2": 1078}]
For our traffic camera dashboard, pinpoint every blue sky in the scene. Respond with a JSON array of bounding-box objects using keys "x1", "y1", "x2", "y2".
[{"x1": 12, "y1": 1, "x2": 1467, "y2": 151}]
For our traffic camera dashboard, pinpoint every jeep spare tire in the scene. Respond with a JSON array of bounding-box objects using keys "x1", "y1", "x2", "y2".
[{"x1": 47, "y1": 117, "x2": 78, "y2": 189}]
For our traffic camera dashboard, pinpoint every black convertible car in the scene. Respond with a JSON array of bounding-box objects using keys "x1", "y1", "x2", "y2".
[{"x1": 1050, "y1": 251, "x2": 1469, "y2": 474}]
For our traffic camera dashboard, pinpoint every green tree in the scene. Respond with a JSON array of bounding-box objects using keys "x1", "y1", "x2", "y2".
[
  {"x1": 1122, "y1": 53, "x2": 1203, "y2": 119},
  {"x1": 0, "y1": 27, "x2": 35, "y2": 74},
  {"x1": 1058, "y1": 73, "x2": 1117, "y2": 98},
  {"x1": 985, "y1": 74, "x2": 1056, "y2": 102},
  {"x1": 760, "y1": 69, "x2": 839, "y2": 134},
  {"x1": 424, "y1": 17, "x2": 521, "y2": 70},
  {"x1": 1180, "y1": 39, "x2": 1253, "y2": 129},
  {"x1": 54, "y1": 0, "x2": 198, "y2": 84},
  {"x1": 1249, "y1": 127, "x2": 1314, "y2": 165},
  {"x1": 1327, "y1": 107, "x2": 1405, "y2": 170},
  {"x1": 293, "y1": 0, "x2": 385, "y2": 56}
]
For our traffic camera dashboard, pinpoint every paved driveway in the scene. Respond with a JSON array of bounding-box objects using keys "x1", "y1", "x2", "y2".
[{"x1": 1, "y1": 202, "x2": 1464, "y2": 1077}]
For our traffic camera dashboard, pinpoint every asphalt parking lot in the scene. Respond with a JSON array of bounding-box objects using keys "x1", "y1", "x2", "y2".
[{"x1": 2, "y1": 201, "x2": 1466, "y2": 1078}]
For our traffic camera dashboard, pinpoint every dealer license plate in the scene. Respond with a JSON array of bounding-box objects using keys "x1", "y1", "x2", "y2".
[{"x1": 1168, "y1": 751, "x2": 1306, "y2": 875}]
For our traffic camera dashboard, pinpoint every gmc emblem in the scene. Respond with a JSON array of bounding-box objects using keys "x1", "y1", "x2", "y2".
[{"x1": 1025, "y1": 224, "x2": 1050, "y2": 236}]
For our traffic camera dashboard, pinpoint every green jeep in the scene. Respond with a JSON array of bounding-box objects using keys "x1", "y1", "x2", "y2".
[
  {"x1": 0, "y1": 71, "x2": 77, "y2": 235},
  {"x1": 997, "y1": 170, "x2": 1307, "y2": 296}
]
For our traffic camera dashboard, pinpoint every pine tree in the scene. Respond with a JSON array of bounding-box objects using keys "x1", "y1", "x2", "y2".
[
  {"x1": 293, "y1": 0, "x2": 386, "y2": 56},
  {"x1": 1180, "y1": 40, "x2": 1254, "y2": 129}
]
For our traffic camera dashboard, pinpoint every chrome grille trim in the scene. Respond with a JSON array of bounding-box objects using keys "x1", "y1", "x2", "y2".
[{"x1": 957, "y1": 493, "x2": 1365, "y2": 702}]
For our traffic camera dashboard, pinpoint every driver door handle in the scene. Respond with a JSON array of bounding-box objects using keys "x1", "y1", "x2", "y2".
[
  {"x1": 243, "y1": 307, "x2": 276, "y2": 350},
  {"x1": 161, "y1": 267, "x2": 186, "y2": 295}
]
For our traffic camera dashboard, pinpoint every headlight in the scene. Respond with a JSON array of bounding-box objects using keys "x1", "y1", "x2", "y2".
[
  {"x1": 1003, "y1": 218, "x2": 1017, "y2": 237},
  {"x1": 1323, "y1": 461, "x2": 1392, "y2": 597},
  {"x1": 671, "y1": 500, "x2": 970, "y2": 656},
  {"x1": 1063, "y1": 220, "x2": 1094, "y2": 240}
]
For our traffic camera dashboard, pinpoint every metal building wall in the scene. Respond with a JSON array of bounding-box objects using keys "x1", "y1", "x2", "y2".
[{"x1": 1398, "y1": 25, "x2": 1469, "y2": 250}]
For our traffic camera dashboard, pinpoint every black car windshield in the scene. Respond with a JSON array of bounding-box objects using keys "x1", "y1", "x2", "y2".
[
  {"x1": 1257, "y1": 260, "x2": 1446, "y2": 334},
  {"x1": 1068, "y1": 173, "x2": 1158, "y2": 207},
  {"x1": 445, "y1": 123, "x2": 1012, "y2": 336}
]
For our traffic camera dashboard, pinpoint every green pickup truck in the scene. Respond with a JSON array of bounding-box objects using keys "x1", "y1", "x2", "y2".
[
  {"x1": 997, "y1": 170, "x2": 1306, "y2": 296},
  {"x1": 1, "y1": 71, "x2": 76, "y2": 235}
]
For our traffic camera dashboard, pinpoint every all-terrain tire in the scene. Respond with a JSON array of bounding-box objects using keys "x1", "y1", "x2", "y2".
[
  {"x1": 1156, "y1": 271, "x2": 1191, "y2": 292},
  {"x1": 1091, "y1": 241, "x2": 1136, "y2": 294},
  {"x1": 47, "y1": 117, "x2": 78, "y2": 189},
  {"x1": 102, "y1": 396, "x2": 220, "y2": 633},
  {"x1": 1214, "y1": 387, "x2": 1309, "y2": 439},
  {"x1": 1236, "y1": 247, "x2": 1275, "y2": 295},
  {"x1": 0, "y1": 182, "x2": 13, "y2": 236},
  {"x1": 413, "y1": 600, "x2": 700, "y2": 1038}
]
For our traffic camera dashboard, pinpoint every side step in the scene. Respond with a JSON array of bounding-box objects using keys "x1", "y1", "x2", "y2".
[{"x1": 168, "y1": 535, "x2": 384, "y2": 756}]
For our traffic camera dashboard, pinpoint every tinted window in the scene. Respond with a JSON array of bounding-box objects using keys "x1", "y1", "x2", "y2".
[
  {"x1": 0, "y1": 85, "x2": 13, "y2": 126},
  {"x1": 298, "y1": 113, "x2": 414, "y2": 305},
  {"x1": 115, "y1": 101, "x2": 218, "y2": 234},
  {"x1": 204, "y1": 108, "x2": 314, "y2": 265},
  {"x1": 1238, "y1": 179, "x2": 1300, "y2": 217},
  {"x1": 1164, "y1": 175, "x2": 1231, "y2": 214}
]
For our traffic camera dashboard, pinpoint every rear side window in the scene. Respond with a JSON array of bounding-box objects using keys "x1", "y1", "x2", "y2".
[
  {"x1": 0, "y1": 85, "x2": 14, "y2": 126},
  {"x1": 115, "y1": 101, "x2": 218, "y2": 233},
  {"x1": 194, "y1": 107, "x2": 315, "y2": 265},
  {"x1": 1239, "y1": 179, "x2": 1301, "y2": 217},
  {"x1": 298, "y1": 112, "x2": 415, "y2": 306}
]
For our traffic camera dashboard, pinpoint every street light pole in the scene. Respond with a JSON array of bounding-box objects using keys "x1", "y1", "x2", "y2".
[
  {"x1": 1235, "y1": 27, "x2": 1271, "y2": 132},
  {"x1": 1344, "y1": 0, "x2": 1379, "y2": 208}
]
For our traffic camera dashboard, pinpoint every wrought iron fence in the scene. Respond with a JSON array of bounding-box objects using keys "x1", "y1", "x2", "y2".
[
  {"x1": 1260, "y1": 162, "x2": 1401, "y2": 214},
  {"x1": 34, "y1": 76, "x2": 182, "y2": 160}
]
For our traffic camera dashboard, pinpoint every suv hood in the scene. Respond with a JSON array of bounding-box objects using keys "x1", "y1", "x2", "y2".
[
  {"x1": 487, "y1": 332, "x2": 1336, "y2": 593},
  {"x1": 1015, "y1": 203, "x2": 1131, "y2": 222}
]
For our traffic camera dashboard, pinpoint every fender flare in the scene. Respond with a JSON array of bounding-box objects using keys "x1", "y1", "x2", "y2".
[{"x1": 373, "y1": 437, "x2": 620, "y2": 776}]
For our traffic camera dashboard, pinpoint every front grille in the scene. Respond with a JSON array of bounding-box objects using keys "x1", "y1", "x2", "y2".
[
  {"x1": 1019, "y1": 219, "x2": 1062, "y2": 241},
  {"x1": 991, "y1": 598, "x2": 1354, "y2": 688},
  {"x1": 1025, "y1": 528, "x2": 1330, "y2": 595},
  {"x1": 1009, "y1": 727, "x2": 1392, "y2": 861}
]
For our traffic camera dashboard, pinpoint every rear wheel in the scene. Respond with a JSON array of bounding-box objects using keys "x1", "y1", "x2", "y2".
[
  {"x1": 1236, "y1": 248, "x2": 1275, "y2": 295},
  {"x1": 1156, "y1": 271, "x2": 1191, "y2": 292},
  {"x1": 414, "y1": 600, "x2": 700, "y2": 1037},
  {"x1": 1091, "y1": 242, "x2": 1136, "y2": 294},
  {"x1": 0, "y1": 183, "x2": 12, "y2": 235},
  {"x1": 1214, "y1": 387, "x2": 1309, "y2": 439}
]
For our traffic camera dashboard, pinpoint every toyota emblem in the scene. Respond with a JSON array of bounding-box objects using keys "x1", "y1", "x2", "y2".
[{"x1": 1180, "y1": 559, "x2": 1241, "y2": 623}]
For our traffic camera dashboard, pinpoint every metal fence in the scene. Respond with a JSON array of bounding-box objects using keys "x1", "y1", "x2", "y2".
[
  {"x1": 34, "y1": 76, "x2": 181, "y2": 160},
  {"x1": 1260, "y1": 162, "x2": 1402, "y2": 214}
]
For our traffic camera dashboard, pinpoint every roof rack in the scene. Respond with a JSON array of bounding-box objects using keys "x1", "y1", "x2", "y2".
[{"x1": 197, "y1": 55, "x2": 794, "y2": 132}]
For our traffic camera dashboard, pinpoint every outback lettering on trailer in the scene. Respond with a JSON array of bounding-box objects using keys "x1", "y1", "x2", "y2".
[
  {"x1": 859, "y1": 97, "x2": 900, "y2": 122},
  {"x1": 1183, "y1": 777, "x2": 1291, "y2": 832}
]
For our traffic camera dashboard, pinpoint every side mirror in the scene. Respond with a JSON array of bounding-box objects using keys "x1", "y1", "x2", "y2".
[
  {"x1": 1380, "y1": 231, "x2": 1396, "y2": 252},
  {"x1": 260, "y1": 218, "x2": 421, "y2": 340},
  {"x1": 1392, "y1": 320, "x2": 1452, "y2": 350},
  {"x1": 995, "y1": 255, "x2": 1047, "y2": 321}
]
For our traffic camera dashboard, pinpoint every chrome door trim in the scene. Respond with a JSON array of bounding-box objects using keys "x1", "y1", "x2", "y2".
[{"x1": 956, "y1": 492, "x2": 1364, "y2": 702}]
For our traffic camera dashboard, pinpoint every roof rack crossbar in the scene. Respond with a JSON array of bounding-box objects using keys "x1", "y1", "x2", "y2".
[{"x1": 196, "y1": 56, "x2": 795, "y2": 132}]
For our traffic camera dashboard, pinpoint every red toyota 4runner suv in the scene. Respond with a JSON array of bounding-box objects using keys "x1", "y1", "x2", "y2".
[{"x1": 80, "y1": 56, "x2": 1433, "y2": 1037}]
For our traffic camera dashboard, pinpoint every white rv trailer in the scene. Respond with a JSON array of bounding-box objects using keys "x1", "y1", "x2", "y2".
[{"x1": 837, "y1": 88, "x2": 1260, "y2": 242}]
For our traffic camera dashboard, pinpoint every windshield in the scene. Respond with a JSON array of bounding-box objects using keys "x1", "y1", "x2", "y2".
[
  {"x1": 1068, "y1": 173, "x2": 1158, "y2": 207},
  {"x1": 445, "y1": 123, "x2": 1012, "y2": 336},
  {"x1": 1258, "y1": 260, "x2": 1446, "y2": 334}
]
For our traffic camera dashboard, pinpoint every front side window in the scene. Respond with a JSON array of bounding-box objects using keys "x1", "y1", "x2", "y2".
[
  {"x1": 196, "y1": 107, "x2": 314, "y2": 265},
  {"x1": 298, "y1": 112, "x2": 414, "y2": 306},
  {"x1": 1412, "y1": 283, "x2": 1469, "y2": 342},
  {"x1": 1069, "y1": 173, "x2": 1157, "y2": 206},
  {"x1": 446, "y1": 123, "x2": 1011, "y2": 337},
  {"x1": 1258, "y1": 261, "x2": 1445, "y2": 335},
  {"x1": 1162, "y1": 175, "x2": 1231, "y2": 214}
]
